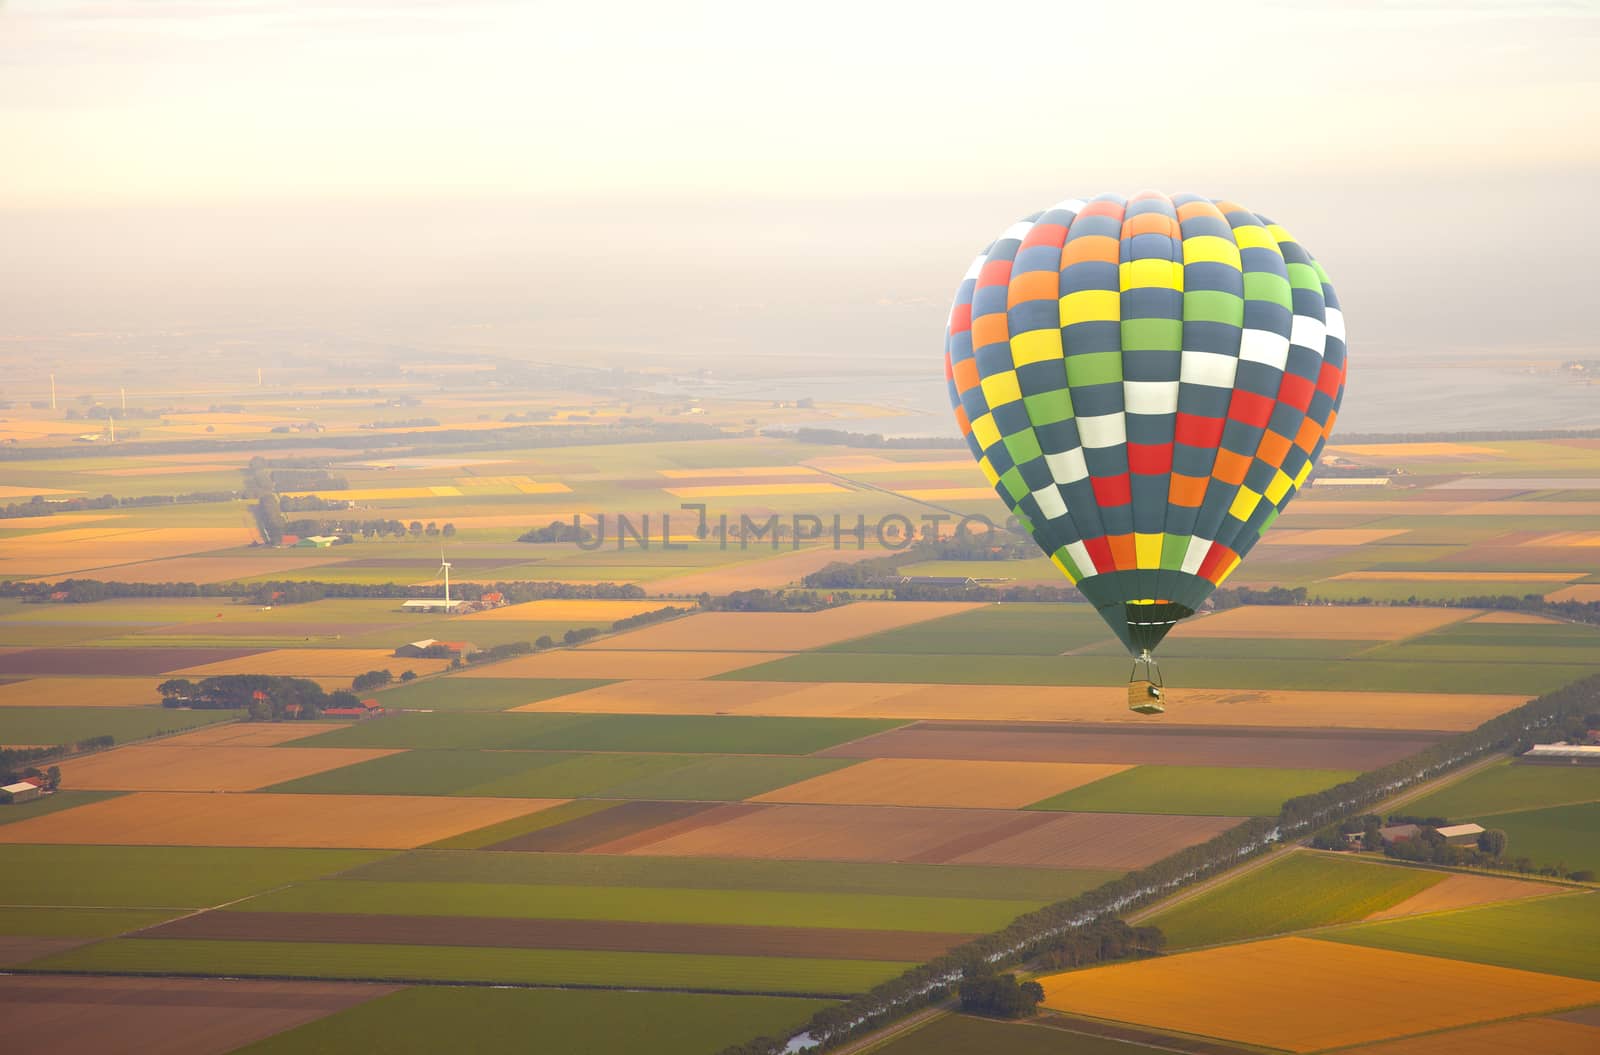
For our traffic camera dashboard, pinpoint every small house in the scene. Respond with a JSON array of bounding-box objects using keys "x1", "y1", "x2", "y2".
[
  {"x1": 1436, "y1": 823, "x2": 1485, "y2": 846},
  {"x1": 1, "y1": 781, "x2": 42, "y2": 805}
]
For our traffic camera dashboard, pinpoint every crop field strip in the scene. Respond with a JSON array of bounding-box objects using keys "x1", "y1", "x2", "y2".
[
  {"x1": 1037, "y1": 936, "x2": 1600, "y2": 1052},
  {"x1": 1403, "y1": 759, "x2": 1600, "y2": 818},
  {"x1": 57, "y1": 745, "x2": 402, "y2": 792},
  {"x1": 579, "y1": 602, "x2": 983, "y2": 652},
  {"x1": 0, "y1": 705, "x2": 238, "y2": 744},
  {"x1": 1344, "y1": 1018, "x2": 1600, "y2": 1055},
  {"x1": 1026, "y1": 765, "x2": 1361, "y2": 817},
  {"x1": 751, "y1": 758, "x2": 1132, "y2": 810}
]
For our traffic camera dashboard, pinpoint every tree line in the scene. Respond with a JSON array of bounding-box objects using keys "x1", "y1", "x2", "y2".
[
  {"x1": 0, "y1": 490, "x2": 240, "y2": 521},
  {"x1": 714, "y1": 672, "x2": 1600, "y2": 1055}
]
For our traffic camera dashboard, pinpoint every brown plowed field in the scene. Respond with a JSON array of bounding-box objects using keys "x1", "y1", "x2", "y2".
[
  {"x1": 57, "y1": 745, "x2": 400, "y2": 792},
  {"x1": 821, "y1": 723, "x2": 1439, "y2": 769},
  {"x1": 597, "y1": 802, "x2": 1234, "y2": 869},
  {"x1": 0, "y1": 935, "x2": 94, "y2": 967},
  {"x1": 1346, "y1": 1018, "x2": 1600, "y2": 1054},
  {"x1": 157, "y1": 722, "x2": 352, "y2": 747},
  {"x1": 1364, "y1": 874, "x2": 1567, "y2": 921},
  {"x1": 0, "y1": 647, "x2": 264, "y2": 677},
  {"x1": 1038, "y1": 937, "x2": 1600, "y2": 1052},
  {"x1": 582, "y1": 602, "x2": 978, "y2": 652},
  {"x1": 141, "y1": 911, "x2": 970, "y2": 961},
  {"x1": 752, "y1": 758, "x2": 1130, "y2": 809},
  {"x1": 172, "y1": 648, "x2": 455, "y2": 678},
  {"x1": 0, "y1": 677, "x2": 168, "y2": 708},
  {"x1": 522, "y1": 680, "x2": 1522, "y2": 733},
  {"x1": 1172, "y1": 606, "x2": 1473, "y2": 640},
  {"x1": 488, "y1": 801, "x2": 717, "y2": 852},
  {"x1": 464, "y1": 650, "x2": 789, "y2": 680},
  {"x1": 0, "y1": 792, "x2": 564, "y2": 849},
  {"x1": 0, "y1": 975, "x2": 398, "y2": 1055}
]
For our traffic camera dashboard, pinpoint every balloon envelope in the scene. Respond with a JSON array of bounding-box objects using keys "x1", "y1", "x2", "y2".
[{"x1": 944, "y1": 192, "x2": 1347, "y2": 655}]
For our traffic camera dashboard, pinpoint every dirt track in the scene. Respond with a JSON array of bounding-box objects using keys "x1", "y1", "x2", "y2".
[{"x1": 139, "y1": 910, "x2": 971, "y2": 961}]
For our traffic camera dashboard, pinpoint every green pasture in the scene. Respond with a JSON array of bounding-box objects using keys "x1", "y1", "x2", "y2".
[
  {"x1": 234, "y1": 879, "x2": 1031, "y2": 933},
  {"x1": 1142, "y1": 852, "x2": 1443, "y2": 948},
  {"x1": 0, "y1": 905, "x2": 177, "y2": 937},
  {"x1": 265, "y1": 749, "x2": 553, "y2": 796},
  {"x1": 462, "y1": 752, "x2": 701, "y2": 797},
  {"x1": 0, "y1": 846, "x2": 387, "y2": 908},
  {"x1": 1028, "y1": 766, "x2": 1359, "y2": 817},
  {"x1": 233, "y1": 987, "x2": 831, "y2": 1055},
  {"x1": 370, "y1": 677, "x2": 608, "y2": 712},
  {"x1": 1405, "y1": 761, "x2": 1600, "y2": 819},
  {"x1": 296, "y1": 712, "x2": 901, "y2": 754},
  {"x1": 348, "y1": 851, "x2": 1115, "y2": 903},
  {"x1": 1323, "y1": 891, "x2": 1600, "y2": 979},
  {"x1": 873, "y1": 1014, "x2": 1153, "y2": 1055},
  {"x1": 819, "y1": 604, "x2": 1115, "y2": 655},
  {"x1": 32, "y1": 938, "x2": 912, "y2": 995},
  {"x1": 600, "y1": 755, "x2": 856, "y2": 800},
  {"x1": 1489, "y1": 802, "x2": 1600, "y2": 872},
  {"x1": 426, "y1": 799, "x2": 620, "y2": 849},
  {"x1": 0, "y1": 706, "x2": 237, "y2": 746},
  {"x1": 0, "y1": 624, "x2": 131, "y2": 647}
]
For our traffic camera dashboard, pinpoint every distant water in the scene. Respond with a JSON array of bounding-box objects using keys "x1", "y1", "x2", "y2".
[{"x1": 652, "y1": 359, "x2": 1599, "y2": 439}]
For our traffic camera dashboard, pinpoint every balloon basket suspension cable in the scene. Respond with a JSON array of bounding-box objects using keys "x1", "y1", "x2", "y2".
[{"x1": 1127, "y1": 650, "x2": 1165, "y2": 716}]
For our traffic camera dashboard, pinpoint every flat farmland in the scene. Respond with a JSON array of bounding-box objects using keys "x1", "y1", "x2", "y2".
[
  {"x1": 0, "y1": 646, "x2": 264, "y2": 676},
  {"x1": 1027, "y1": 765, "x2": 1360, "y2": 817},
  {"x1": 1404, "y1": 760, "x2": 1600, "y2": 818},
  {"x1": 1037, "y1": 937, "x2": 1600, "y2": 1052},
  {"x1": 1366, "y1": 873, "x2": 1567, "y2": 921},
  {"x1": 1346, "y1": 1018, "x2": 1600, "y2": 1054},
  {"x1": 462, "y1": 599, "x2": 690, "y2": 622},
  {"x1": 1325, "y1": 891, "x2": 1600, "y2": 979},
  {"x1": 1488, "y1": 802, "x2": 1600, "y2": 872},
  {"x1": 229, "y1": 987, "x2": 831, "y2": 1055},
  {"x1": 0, "y1": 976, "x2": 400, "y2": 1055},
  {"x1": 371, "y1": 677, "x2": 608, "y2": 712},
  {"x1": 462, "y1": 649, "x2": 791, "y2": 679},
  {"x1": 170, "y1": 648, "x2": 456, "y2": 678},
  {"x1": 1171, "y1": 606, "x2": 1475, "y2": 640},
  {"x1": 816, "y1": 604, "x2": 1118, "y2": 655},
  {"x1": 0, "y1": 676, "x2": 167, "y2": 708},
  {"x1": 599, "y1": 755, "x2": 854, "y2": 800},
  {"x1": 589, "y1": 801, "x2": 1240, "y2": 870},
  {"x1": 157, "y1": 722, "x2": 349, "y2": 746},
  {"x1": 752, "y1": 759, "x2": 1131, "y2": 809},
  {"x1": 523, "y1": 679, "x2": 1526, "y2": 731},
  {"x1": 642, "y1": 546, "x2": 891, "y2": 595},
  {"x1": 1143, "y1": 852, "x2": 1448, "y2": 948},
  {"x1": 0, "y1": 792, "x2": 563, "y2": 849},
  {"x1": 88, "y1": 554, "x2": 350, "y2": 584},
  {"x1": 871, "y1": 1015, "x2": 1155, "y2": 1054},
  {"x1": 0, "y1": 705, "x2": 238, "y2": 745},
  {"x1": 582, "y1": 602, "x2": 981, "y2": 652},
  {"x1": 821, "y1": 723, "x2": 1441, "y2": 770},
  {"x1": 58, "y1": 745, "x2": 400, "y2": 792},
  {"x1": 33, "y1": 938, "x2": 912, "y2": 997}
]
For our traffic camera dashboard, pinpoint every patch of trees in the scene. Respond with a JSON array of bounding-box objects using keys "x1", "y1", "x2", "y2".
[
  {"x1": 957, "y1": 970, "x2": 1044, "y2": 1018},
  {"x1": 1036, "y1": 918, "x2": 1166, "y2": 971},
  {"x1": 610, "y1": 606, "x2": 692, "y2": 632},
  {"x1": 278, "y1": 495, "x2": 351, "y2": 513},
  {"x1": 714, "y1": 673, "x2": 1600, "y2": 1055},
  {"x1": 1211, "y1": 585, "x2": 1310, "y2": 609},
  {"x1": 281, "y1": 518, "x2": 455, "y2": 539},
  {"x1": 268, "y1": 468, "x2": 348, "y2": 492},
  {"x1": 156, "y1": 675, "x2": 359, "y2": 720},
  {"x1": 352, "y1": 670, "x2": 393, "y2": 692},
  {"x1": 1, "y1": 747, "x2": 65, "y2": 789},
  {"x1": 519, "y1": 520, "x2": 596, "y2": 544},
  {"x1": 699, "y1": 589, "x2": 832, "y2": 613},
  {"x1": 463, "y1": 641, "x2": 537, "y2": 664}
]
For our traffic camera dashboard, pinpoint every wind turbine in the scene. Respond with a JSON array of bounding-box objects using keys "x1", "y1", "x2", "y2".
[{"x1": 438, "y1": 546, "x2": 452, "y2": 607}]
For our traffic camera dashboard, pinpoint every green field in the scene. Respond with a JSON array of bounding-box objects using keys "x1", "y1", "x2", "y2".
[
  {"x1": 1323, "y1": 891, "x2": 1600, "y2": 980},
  {"x1": 347, "y1": 850, "x2": 1115, "y2": 903},
  {"x1": 873, "y1": 1014, "x2": 1154, "y2": 1054},
  {"x1": 0, "y1": 905, "x2": 177, "y2": 937},
  {"x1": 462, "y1": 751, "x2": 702, "y2": 797},
  {"x1": 1489, "y1": 802, "x2": 1600, "y2": 873},
  {"x1": 233, "y1": 987, "x2": 831, "y2": 1055},
  {"x1": 0, "y1": 706, "x2": 239, "y2": 745},
  {"x1": 234, "y1": 879, "x2": 1031, "y2": 932},
  {"x1": 294, "y1": 712, "x2": 901, "y2": 754},
  {"x1": 820, "y1": 604, "x2": 1115, "y2": 655},
  {"x1": 0, "y1": 846, "x2": 387, "y2": 908},
  {"x1": 1143, "y1": 852, "x2": 1444, "y2": 948},
  {"x1": 599, "y1": 755, "x2": 857, "y2": 800},
  {"x1": 374, "y1": 676, "x2": 607, "y2": 711},
  {"x1": 424, "y1": 800, "x2": 621, "y2": 850},
  {"x1": 1405, "y1": 761, "x2": 1600, "y2": 819},
  {"x1": 1027, "y1": 766, "x2": 1359, "y2": 817},
  {"x1": 33, "y1": 938, "x2": 912, "y2": 995}
]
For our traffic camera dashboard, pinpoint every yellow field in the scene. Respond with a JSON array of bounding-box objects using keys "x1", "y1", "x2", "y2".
[
  {"x1": 1346, "y1": 1018, "x2": 1600, "y2": 1054},
  {"x1": 663, "y1": 483, "x2": 848, "y2": 498},
  {"x1": 657, "y1": 466, "x2": 823, "y2": 478},
  {"x1": 1174, "y1": 606, "x2": 1474, "y2": 641},
  {"x1": 461, "y1": 599, "x2": 684, "y2": 622},
  {"x1": 1330, "y1": 570, "x2": 1583, "y2": 582},
  {"x1": 0, "y1": 513, "x2": 123, "y2": 529},
  {"x1": 0, "y1": 792, "x2": 562, "y2": 849},
  {"x1": 1038, "y1": 937, "x2": 1600, "y2": 1052},
  {"x1": 0, "y1": 485, "x2": 83, "y2": 498},
  {"x1": 157, "y1": 723, "x2": 351, "y2": 747},
  {"x1": 1471, "y1": 610, "x2": 1565, "y2": 624},
  {"x1": 892, "y1": 487, "x2": 998, "y2": 501},
  {"x1": 1329, "y1": 442, "x2": 1505, "y2": 457},
  {"x1": 585, "y1": 602, "x2": 979, "y2": 652},
  {"x1": 171, "y1": 649, "x2": 456, "y2": 678},
  {"x1": 0, "y1": 523, "x2": 262, "y2": 580},
  {"x1": 58, "y1": 745, "x2": 400, "y2": 792},
  {"x1": 86, "y1": 553, "x2": 343, "y2": 585},
  {"x1": 468, "y1": 650, "x2": 788, "y2": 680},
  {"x1": 513, "y1": 681, "x2": 1524, "y2": 731},
  {"x1": 1525, "y1": 531, "x2": 1600, "y2": 547},
  {"x1": 1258, "y1": 528, "x2": 1409, "y2": 546},
  {"x1": 0, "y1": 678, "x2": 166, "y2": 708},
  {"x1": 1548, "y1": 584, "x2": 1600, "y2": 603},
  {"x1": 752, "y1": 758, "x2": 1130, "y2": 809}
]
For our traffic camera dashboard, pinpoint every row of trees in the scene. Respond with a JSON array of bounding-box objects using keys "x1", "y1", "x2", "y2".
[
  {"x1": 715, "y1": 672, "x2": 1600, "y2": 1055},
  {"x1": 0, "y1": 490, "x2": 239, "y2": 520}
]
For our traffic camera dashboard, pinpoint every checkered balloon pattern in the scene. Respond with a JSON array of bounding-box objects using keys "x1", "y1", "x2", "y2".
[{"x1": 945, "y1": 193, "x2": 1347, "y2": 655}]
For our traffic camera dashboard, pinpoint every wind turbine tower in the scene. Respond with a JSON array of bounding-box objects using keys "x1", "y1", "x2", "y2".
[
  {"x1": 438, "y1": 556, "x2": 452, "y2": 606},
  {"x1": 50, "y1": 374, "x2": 56, "y2": 411}
]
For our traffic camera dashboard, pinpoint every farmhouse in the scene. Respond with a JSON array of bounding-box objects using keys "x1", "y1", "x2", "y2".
[
  {"x1": 323, "y1": 698, "x2": 386, "y2": 720},
  {"x1": 1, "y1": 780, "x2": 42, "y2": 805},
  {"x1": 1378, "y1": 823, "x2": 1421, "y2": 845},
  {"x1": 293, "y1": 535, "x2": 341, "y2": 548},
  {"x1": 1520, "y1": 743, "x2": 1600, "y2": 765},
  {"x1": 400, "y1": 598, "x2": 465, "y2": 613},
  {"x1": 1436, "y1": 823, "x2": 1485, "y2": 846},
  {"x1": 394, "y1": 639, "x2": 477, "y2": 659}
]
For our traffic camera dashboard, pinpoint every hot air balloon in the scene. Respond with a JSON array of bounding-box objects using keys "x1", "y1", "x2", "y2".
[{"x1": 944, "y1": 192, "x2": 1346, "y2": 714}]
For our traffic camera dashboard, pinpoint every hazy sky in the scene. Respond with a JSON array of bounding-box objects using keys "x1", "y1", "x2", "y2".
[{"x1": 3, "y1": 1, "x2": 1597, "y2": 380}]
